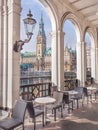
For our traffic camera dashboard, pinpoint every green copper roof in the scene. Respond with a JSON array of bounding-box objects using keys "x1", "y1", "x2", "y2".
[
  {"x1": 21, "y1": 52, "x2": 36, "y2": 57},
  {"x1": 21, "y1": 47, "x2": 51, "y2": 58},
  {"x1": 44, "y1": 47, "x2": 51, "y2": 55}
]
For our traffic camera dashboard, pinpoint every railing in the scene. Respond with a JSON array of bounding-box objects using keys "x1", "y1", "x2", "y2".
[
  {"x1": 64, "y1": 79, "x2": 77, "y2": 90},
  {"x1": 64, "y1": 78, "x2": 93, "y2": 90},
  {"x1": 20, "y1": 77, "x2": 93, "y2": 101},
  {"x1": 20, "y1": 76, "x2": 51, "y2": 85},
  {"x1": 20, "y1": 82, "x2": 52, "y2": 100}
]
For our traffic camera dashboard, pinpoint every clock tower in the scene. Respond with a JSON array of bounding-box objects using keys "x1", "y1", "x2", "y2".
[{"x1": 36, "y1": 14, "x2": 46, "y2": 70}]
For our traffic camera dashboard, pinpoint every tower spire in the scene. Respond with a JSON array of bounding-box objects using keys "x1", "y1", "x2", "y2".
[{"x1": 38, "y1": 12, "x2": 45, "y2": 36}]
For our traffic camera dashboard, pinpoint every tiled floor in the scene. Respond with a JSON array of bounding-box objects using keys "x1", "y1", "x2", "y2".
[{"x1": 24, "y1": 98, "x2": 98, "y2": 130}]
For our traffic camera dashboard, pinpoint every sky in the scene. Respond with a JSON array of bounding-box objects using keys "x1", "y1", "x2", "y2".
[
  {"x1": 21, "y1": 0, "x2": 52, "y2": 53},
  {"x1": 21, "y1": 0, "x2": 91, "y2": 53}
]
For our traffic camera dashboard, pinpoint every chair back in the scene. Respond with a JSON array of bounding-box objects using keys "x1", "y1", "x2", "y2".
[
  {"x1": 83, "y1": 87, "x2": 88, "y2": 96},
  {"x1": 12, "y1": 99, "x2": 27, "y2": 122},
  {"x1": 74, "y1": 87, "x2": 83, "y2": 97},
  {"x1": 53, "y1": 91, "x2": 58, "y2": 99},
  {"x1": 53, "y1": 91, "x2": 63, "y2": 104},
  {"x1": 63, "y1": 94, "x2": 69, "y2": 104},
  {"x1": 27, "y1": 101, "x2": 35, "y2": 118},
  {"x1": 91, "y1": 77, "x2": 94, "y2": 85}
]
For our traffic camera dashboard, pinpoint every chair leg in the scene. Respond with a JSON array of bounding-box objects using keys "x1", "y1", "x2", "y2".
[
  {"x1": 82, "y1": 99, "x2": 84, "y2": 107},
  {"x1": 95, "y1": 93, "x2": 96, "y2": 100},
  {"x1": 33, "y1": 118, "x2": 36, "y2": 130},
  {"x1": 68, "y1": 103, "x2": 70, "y2": 114},
  {"x1": 54, "y1": 109, "x2": 56, "y2": 121},
  {"x1": 42, "y1": 113, "x2": 44, "y2": 126},
  {"x1": 52, "y1": 109, "x2": 54, "y2": 114},
  {"x1": 72, "y1": 101, "x2": 73, "y2": 110},
  {"x1": 23, "y1": 124, "x2": 24, "y2": 130},
  {"x1": 77, "y1": 99, "x2": 79, "y2": 109},
  {"x1": 61, "y1": 106, "x2": 63, "y2": 118}
]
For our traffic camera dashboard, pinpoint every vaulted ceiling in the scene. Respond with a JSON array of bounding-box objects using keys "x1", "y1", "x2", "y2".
[{"x1": 67, "y1": 0, "x2": 98, "y2": 27}]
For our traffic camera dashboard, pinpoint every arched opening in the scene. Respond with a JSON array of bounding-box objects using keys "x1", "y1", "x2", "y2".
[
  {"x1": 63, "y1": 20, "x2": 77, "y2": 84},
  {"x1": 84, "y1": 30, "x2": 95, "y2": 84},
  {"x1": 18, "y1": 0, "x2": 59, "y2": 101},
  {"x1": 20, "y1": 0, "x2": 55, "y2": 85},
  {"x1": 61, "y1": 13, "x2": 81, "y2": 89},
  {"x1": 85, "y1": 32, "x2": 91, "y2": 84}
]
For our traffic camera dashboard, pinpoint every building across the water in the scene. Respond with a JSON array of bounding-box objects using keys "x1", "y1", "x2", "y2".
[{"x1": 20, "y1": 14, "x2": 77, "y2": 73}]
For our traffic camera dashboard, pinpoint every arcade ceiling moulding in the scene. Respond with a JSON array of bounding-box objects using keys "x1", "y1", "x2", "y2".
[{"x1": 62, "y1": 0, "x2": 98, "y2": 27}]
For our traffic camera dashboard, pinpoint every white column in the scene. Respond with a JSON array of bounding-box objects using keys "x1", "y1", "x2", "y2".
[
  {"x1": 81, "y1": 42, "x2": 86, "y2": 86},
  {"x1": 95, "y1": 48, "x2": 98, "y2": 83},
  {"x1": 51, "y1": 31, "x2": 58, "y2": 86},
  {"x1": 57, "y1": 30, "x2": 64, "y2": 91},
  {"x1": 91, "y1": 46, "x2": 96, "y2": 79},
  {"x1": 76, "y1": 42, "x2": 82, "y2": 86},
  {"x1": 77, "y1": 42, "x2": 86, "y2": 86},
  {"x1": 2, "y1": 0, "x2": 8, "y2": 109},
  {"x1": 0, "y1": 0, "x2": 3, "y2": 108},
  {"x1": 7, "y1": 0, "x2": 21, "y2": 108}
]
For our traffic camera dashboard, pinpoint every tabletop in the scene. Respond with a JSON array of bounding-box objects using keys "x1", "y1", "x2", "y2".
[
  {"x1": 87, "y1": 86, "x2": 96, "y2": 90},
  {"x1": 35, "y1": 96, "x2": 56, "y2": 105},
  {"x1": 64, "y1": 90, "x2": 78, "y2": 95}
]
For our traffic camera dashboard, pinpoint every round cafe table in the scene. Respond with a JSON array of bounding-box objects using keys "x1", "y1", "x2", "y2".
[
  {"x1": 66, "y1": 90, "x2": 78, "y2": 95},
  {"x1": 87, "y1": 86, "x2": 96, "y2": 91},
  {"x1": 64, "y1": 90, "x2": 78, "y2": 98},
  {"x1": 35, "y1": 96, "x2": 56, "y2": 125}
]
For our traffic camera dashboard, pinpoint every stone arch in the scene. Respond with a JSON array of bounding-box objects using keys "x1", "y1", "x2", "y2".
[
  {"x1": 60, "y1": 12, "x2": 82, "y2": 43},
  {"x1": 60, "y1": 12, "x2": 85, "y2": 86},
  {"x1": 83, "y1": 26, "x2": 95, "y2": 48},
  {"x1": 39, "y1": 0, "x2": 59, "y2": 86},
  {"x1": 83, "y1": 26, "x2": 96, "y2": 80},
  {"x1": 39, "y1": 0, "x2": 58, "y2": 31}
]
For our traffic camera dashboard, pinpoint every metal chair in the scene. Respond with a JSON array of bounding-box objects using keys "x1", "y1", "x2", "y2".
[
  {"x1": 71, "y1": 87, "x2": 83, "y2": 109},
  {"x1": 46, "y1": 91, "x2": 63, "y2": 121},
  {"x1": 83, "y1": 87, "x2": 92, "y2": 103},
  {"x1": 27, "y1": 101, "x2": 44, "y2": 130},
  {"x1": 63, "y1": 93, "x2": 73, "y2": 113},
  {"x1": 94, "y1": 89, "x2": 98, "y2": 100},
  {"x1": 0, "y1": 99, "x2": 27, "y2": 130}
]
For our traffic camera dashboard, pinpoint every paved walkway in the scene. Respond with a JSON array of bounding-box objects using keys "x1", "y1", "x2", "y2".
[{"x1": 25, "y1": 99, "x2": 98, "y2": 130}]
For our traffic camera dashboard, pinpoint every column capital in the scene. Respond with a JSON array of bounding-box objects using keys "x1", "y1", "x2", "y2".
[
  {"x1": 50, "y1": 31, "x2": 57, "y2": 36},
  {"x1": 76, "y1": 42, "x2": 82, "y2": 48},
  {"x1": 81, "y1": 41, "x2": 86, "y2": 44},
  {"x1": 51, "y1": 30, "x2": 65, "y2": 36},
  {"x1": 8, "y1": 2, "x2": 21, "y2": 15},
  {"x1": 3, "y1": 6, "x2": 8, "y2": 16},
  {"x1": 0, "y1": 6, "x2": 3, "y2": 14},
  {"x1": 57, "y1": 30, "x2": 65, "y2": 35}
]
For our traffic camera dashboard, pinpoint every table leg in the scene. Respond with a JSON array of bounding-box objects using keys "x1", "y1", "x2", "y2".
[{"x1": 44, "y1": 105, "x2": 47, "y2": 125}]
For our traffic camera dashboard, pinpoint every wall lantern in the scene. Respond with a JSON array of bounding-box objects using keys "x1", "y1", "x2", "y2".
[{"x1": 13, "y1": 10, "x2": 36, "y2": 52}]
